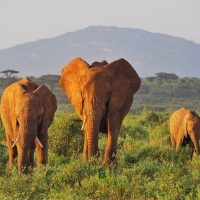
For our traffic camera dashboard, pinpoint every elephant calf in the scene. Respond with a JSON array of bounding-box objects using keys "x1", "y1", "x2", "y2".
[
  {"x1": 170, "y1": 107, "x2": 200, "y2": 156},
  {"x1": 0, "y1": 77, "x2": 57, "y2": 173}
]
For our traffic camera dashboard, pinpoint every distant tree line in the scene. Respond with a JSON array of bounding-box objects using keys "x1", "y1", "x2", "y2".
[
  {"x1": 146, "y1": 72, "x2": 179, "y2": 81},
  {"x1": 1, "y1": 72, "x2": 200, "y2": 113}
]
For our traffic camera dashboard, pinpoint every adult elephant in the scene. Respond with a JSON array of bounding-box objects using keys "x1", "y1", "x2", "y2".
[
  {"x1": 0, "y1": 77, "x2": 57, "y2": 173},
  {"x1": 170, "y1": 108, "x2": 200, "y2": 156},
  {"x1": 60, "y1": 57, "x2": 141, "y2": 163}
]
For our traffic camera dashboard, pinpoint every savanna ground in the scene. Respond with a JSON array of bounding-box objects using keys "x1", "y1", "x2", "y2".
[{"x1": 0, "y1": 111, "x2": 199, "y2": 200}]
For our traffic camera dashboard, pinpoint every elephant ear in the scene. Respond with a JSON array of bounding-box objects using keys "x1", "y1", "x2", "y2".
[
  {"x1": 15, "y1": 76, "x2": 38, "y2": 94},
  {"x1": 33, "y1": 85, "x2": 57, "y2": 129},
  {"x1": 90, "y1": 60, "x2": 108, "y2": 68},
  {"x1": 19, "y1": 76, "x2": 38, "y2": 93},
  {"x1": 106, "y1": 58, "x2": 141, "y2": 110},
  {"x1": 59, "y1": 57, "x2": 89, "y2": 118}
]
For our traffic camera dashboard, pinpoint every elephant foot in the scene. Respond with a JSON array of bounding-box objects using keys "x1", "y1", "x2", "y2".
[
  {"x1": 83, "y1": 153, "x2": 88, "y2": 160},
  {"x1": 83, "y1": 150, "x2": 100, "y2": 160},
  {"x1": 103, "y1": 154, "x2": 117, "y2": 167},
  {"x1": 8, "y1": 162, "x2": 13, "y2": 170}
]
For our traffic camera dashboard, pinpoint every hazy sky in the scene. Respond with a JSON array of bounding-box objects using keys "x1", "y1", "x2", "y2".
[{"x1": 0, "y1": 0, "x2": 199, "y2": 49}]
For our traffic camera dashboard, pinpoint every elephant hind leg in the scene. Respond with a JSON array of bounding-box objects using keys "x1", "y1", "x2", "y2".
[
  {"x1": 104, "y1": 113, "x2": 121, "y2": 164},
  {"x1": 8, "y1": 145, "x2": 18, "y2": 169},
  {"x1": 6, "y1": 134, "x2": 18, "y2": 169},
  {"x1": 12, "y1": 145, "x2": 18, "y2": 159},
  {"x1": 188, "y1": 141, "x2": 195, "y2": 158},
  {"x1": 83, "y1": 132, "x2": 88, "y2": 159},
  {"x1": 170, "y1": 135, "x2": 176, "y2": 148}
]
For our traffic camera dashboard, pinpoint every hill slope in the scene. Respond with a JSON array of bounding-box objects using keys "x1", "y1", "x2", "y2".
[{"x1": 0, "y1": 26, "x2": 200, "y2": 77}]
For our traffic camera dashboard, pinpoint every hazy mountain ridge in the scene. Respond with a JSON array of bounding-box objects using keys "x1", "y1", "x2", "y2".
[{"x1": 0, "y1": 26, "x2": 200, "y2": 77}]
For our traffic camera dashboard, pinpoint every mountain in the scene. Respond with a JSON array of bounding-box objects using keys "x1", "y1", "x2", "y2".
[{"x1": 0, "y1": 26, "x2": 200, "y2": 77}]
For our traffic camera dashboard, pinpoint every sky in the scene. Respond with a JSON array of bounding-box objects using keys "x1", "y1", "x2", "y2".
[{"x1": 0, "y1": 0, "x2": 199, "y2": 49}]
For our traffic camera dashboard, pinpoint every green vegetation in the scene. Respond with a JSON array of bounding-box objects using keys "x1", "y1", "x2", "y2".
[
  {"x1": 0, "y1": 111, "x2": 199, "y2": 199},
  {"x1": 49, "y1": 113, "x2": 83, "y2": 159},
  {"x1": 1, "y1": 73, "x2": 200, "y2": 112},
  {"x1": 134, "y1": 75, "x2": 200, "y2": 113},
  {"x1": 0, "y1": 75, "x2": 200, "y2": 199}
]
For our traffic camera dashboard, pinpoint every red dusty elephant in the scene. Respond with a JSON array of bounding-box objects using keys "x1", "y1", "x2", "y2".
[
  {"x1": 0, "y1": 77, "x2": 57, "y2": 173},
  {"x1": 170, "y1": 107, "x2": 200, "y2": 156},
  {"x1": 60, "y1": 57, "x2": 141, "y2": 164}
]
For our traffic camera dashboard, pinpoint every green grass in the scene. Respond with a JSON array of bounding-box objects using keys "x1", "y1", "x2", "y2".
[{"x1": 0, "y1": 111, "x2": 199, "y2": 200}]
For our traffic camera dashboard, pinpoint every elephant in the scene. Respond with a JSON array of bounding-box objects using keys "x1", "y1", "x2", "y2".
[
  {"x1": 0, "y1": 76, "x2": 57, "y2": 173},
  {"x1": 60, "y1": 57, "x2": 141, "y2": 163},
  {"x1": 90, "y1": 60, "x2": 108, "y2": 68},
  {"x1": 170, "y1": 107, "x2": 200, "y2": 156}
]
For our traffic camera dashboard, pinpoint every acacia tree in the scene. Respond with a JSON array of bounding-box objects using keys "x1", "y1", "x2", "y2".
[{"x1": 0, "y1": 70, "x2": 19, "y2": 77}]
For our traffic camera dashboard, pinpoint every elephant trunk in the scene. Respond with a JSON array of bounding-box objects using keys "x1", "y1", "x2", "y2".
[
  {"x1": 17, "y1": 146, "x2": 29, "y2": 173},
  {"x1": 86, "y1": 121, "x2": 99, "y2": 158},
  {"x1": 84, "y1": 102, "x2": 102, "y2": 158},
  {"x1": 17, "y1": 120, "x2": 37, "y2": 173}
]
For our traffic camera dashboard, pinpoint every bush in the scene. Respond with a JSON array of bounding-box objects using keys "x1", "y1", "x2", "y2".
[
  {"x1": 49, "y1": 112, "x2": 84, "y2": 159},
  {"x1": 148, "y1": 120, "x2": 170, "y2": 145},
  {"x1": 121, "y1": 115, "x2": 148, "y2": 140},
  {"x1": 0, "y1": 111, "x2": 199, "y2": 199}
]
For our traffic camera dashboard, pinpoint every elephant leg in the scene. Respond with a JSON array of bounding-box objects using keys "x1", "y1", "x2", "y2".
[
  {"x1": 188, "y1": 140, "x2": 195, "y2": 158},
  {"x1": 104, "y1": 113, "x2": 121, "y2": 164},
  {"x1": 8, "y1": 146, "x2": 18, "y2": 169},
  {"x1": 2, "y1": 117, "x2": 16, "y2": 169},
  {"x1": 170, "y1": 135, "x2": 176, "y2": 148},
  {"x1": 28, "y1": 142, "x2": 36, "y2": 168},
  {"x1": 176, "y1": 142, "x2": 181, "y2": 152},
  {"x1": 6, "y1": 134, "x2": 17, "y2": 169},
  {"x1": 85, "y1": 129, "x2": 99, "y2": 159},
  {"x1": 93, "y1": 131, "x2": 99, "y2": 158},
  {"x1": 36, "y1": 133, "x2": 48, "y2": 166},
  {"x1": 83, "y1": 132, "x2": 88, "y2": 159}
]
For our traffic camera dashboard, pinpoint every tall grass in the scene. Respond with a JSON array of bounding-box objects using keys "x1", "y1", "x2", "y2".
[{"x1": 0, "y1": 111, "x2": 199, "y2": 199}]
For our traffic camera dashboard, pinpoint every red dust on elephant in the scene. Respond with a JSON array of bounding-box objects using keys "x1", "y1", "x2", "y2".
[
  {"x1": 0, "y1": 77, "x2": 57, "y2": 173},
  {"x1": 60, "y1": 57, "x2": 141, "y2": 164}
]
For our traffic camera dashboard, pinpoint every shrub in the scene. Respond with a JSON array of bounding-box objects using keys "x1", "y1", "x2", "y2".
[
  {"x1": 0, "y1": 111, "x2": 199, "y2": 199},
  {"x1": 148, "y1": 120, "x2": 170, "y2": 145},
  {"x1": 120, "y1": 115, "x2": 148, "y2": 140},
  {"x1": 49, "y1": 112, "x2": 84, "y2": 159},
  {"x1": 138, "y1": 111, "x2": 169, "y2": 128},
  {"x1": 0, "y1": 143, "x2": 7, "y2": 175}
]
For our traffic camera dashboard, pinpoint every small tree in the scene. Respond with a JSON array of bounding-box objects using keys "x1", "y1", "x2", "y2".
[{"x1": 0, "y1": 70, "x2": 19, "y2": 78}]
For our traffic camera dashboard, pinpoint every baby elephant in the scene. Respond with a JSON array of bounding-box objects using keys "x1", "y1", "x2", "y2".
[
  {"x1": 170, "y1": 108, "x2": 200, "y2": 156},
  {"x1": 0, "y1": 77, "x2": 57, "y2": 173}
]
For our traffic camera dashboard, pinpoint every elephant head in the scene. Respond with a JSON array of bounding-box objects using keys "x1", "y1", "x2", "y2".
[
  {"x1": 60, "y1": 58, "x2": 140, "y2": 161},
  {"x1": 90, "y1": 60, "x2": 108, "y2": 68},
  {"x1": 170, "y1": 108, "x2": 200, "y2": 156},
  {"x1": 1, "y1": 77, "x2": 57, "y2": 173}
]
